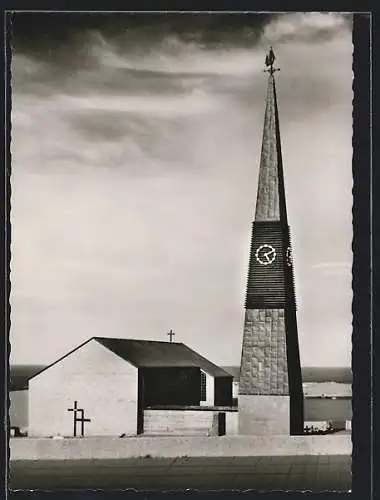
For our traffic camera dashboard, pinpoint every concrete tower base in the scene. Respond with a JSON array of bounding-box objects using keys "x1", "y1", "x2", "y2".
[{"x1": 238, "y1": 395, "x2": 290, "y2": 435}]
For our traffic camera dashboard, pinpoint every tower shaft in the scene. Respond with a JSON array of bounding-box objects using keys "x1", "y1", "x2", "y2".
[{"x1": 238, "y1": 54, "x2": 304, "y2": 435}]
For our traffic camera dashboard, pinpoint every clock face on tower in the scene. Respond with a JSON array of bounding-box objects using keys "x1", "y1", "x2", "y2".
[{"x1": 255, "y1": 244, "x2": 276, "y2": 265}]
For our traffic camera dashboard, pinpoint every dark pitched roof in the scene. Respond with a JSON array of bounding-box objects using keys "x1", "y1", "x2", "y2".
[
  {"x1": 95, "y1": 338, "x2": 231, "y2": 378},
  {"x1": 26, "y1": 337, "x2": 232, "y2": 381}
]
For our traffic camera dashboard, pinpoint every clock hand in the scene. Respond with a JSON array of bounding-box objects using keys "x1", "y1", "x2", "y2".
[{"x1": 263, "y1": 249, "x2": 275, "y2": 262}]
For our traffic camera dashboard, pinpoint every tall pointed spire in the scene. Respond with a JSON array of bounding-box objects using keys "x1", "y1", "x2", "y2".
[
  {"x1": 254, "y1": 71, "x2": 287, "y2": 223},
  {"x1": 238, "y1": 49, "x2": 304, "y2": 436}
]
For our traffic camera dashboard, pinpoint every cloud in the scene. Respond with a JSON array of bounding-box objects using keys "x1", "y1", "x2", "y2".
[
  {"x1": 11, "y1": 18, "x2": 352, "y2": 176},
  {"x1": 91, "y1": 31, "x2": 264, "y2": 77},
  {"x1": 262, "y1": 12, "x2": 352, "y2": 43},
  {"x1": 58, "y1": 91, "x2": 222, "y2": 117}
]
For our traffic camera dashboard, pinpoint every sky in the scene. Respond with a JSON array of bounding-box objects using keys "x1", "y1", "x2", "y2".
[{"x1": 10, "y1": 12, "x2": 353, "y2": 367}]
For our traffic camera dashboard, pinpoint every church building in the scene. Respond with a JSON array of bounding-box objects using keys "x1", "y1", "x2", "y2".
[
  {"x1": 238, "y1": 49, "x2": 304, "y2": 435},
  {"x1": 28, "y1": 337, "x2": 233, "y2": 437}
]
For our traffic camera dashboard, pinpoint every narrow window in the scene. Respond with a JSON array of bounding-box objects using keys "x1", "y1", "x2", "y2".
[{"x1": 200, "y1": 371, "x2": 207, "y2": 402}]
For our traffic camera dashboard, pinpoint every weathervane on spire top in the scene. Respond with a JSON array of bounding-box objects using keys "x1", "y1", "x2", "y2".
[{"x1": 264, "y1": 47, "x2": 280, "y2": 75}]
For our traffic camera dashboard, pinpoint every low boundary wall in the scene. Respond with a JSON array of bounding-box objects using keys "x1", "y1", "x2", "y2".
[{"x1": 11, "y1": 435, "x2": 351, "y2": 461}]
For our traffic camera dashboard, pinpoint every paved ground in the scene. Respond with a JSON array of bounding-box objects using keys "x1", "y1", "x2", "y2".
[{"x1": 10, "y1": 454, "x2": 351, "y2": 492}]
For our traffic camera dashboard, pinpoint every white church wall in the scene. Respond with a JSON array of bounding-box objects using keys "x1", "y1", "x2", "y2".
[
  {"x1": 29, "y1": 339, "x2": 138, "y2": 437},
  {"x1": 232, "y1": 381, "x2": 239, "y2": 399},
  {"x1": 206, "y1": 373, "x2": 214, "y2": 405}
]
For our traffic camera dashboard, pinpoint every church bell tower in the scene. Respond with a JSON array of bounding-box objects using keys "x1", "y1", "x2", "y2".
[{"x1": 238, "y1": 49, "x2": 304, "y2": 435}]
